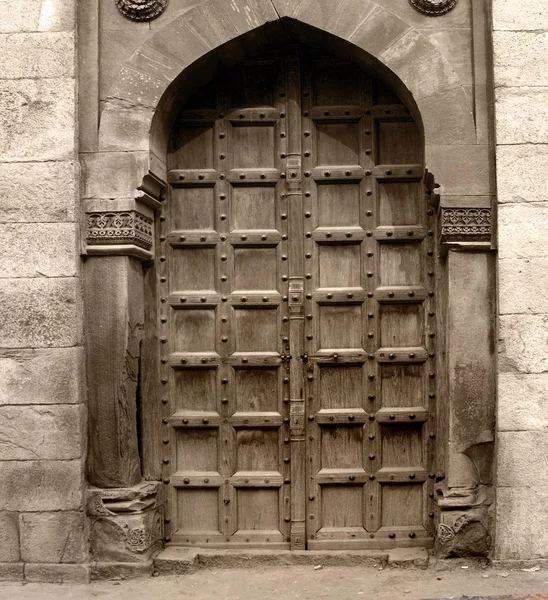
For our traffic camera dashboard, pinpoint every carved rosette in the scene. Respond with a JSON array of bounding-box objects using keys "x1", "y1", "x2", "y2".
[
  {"x1": 440, "y1": 207, "x2": 492, "y2": 245},
  {"x1": 409, "y1": 0, "x2": 458, "y2": 16},
  {"x1": 115, "y1": 0, "x2": 168, "y2": 21}
]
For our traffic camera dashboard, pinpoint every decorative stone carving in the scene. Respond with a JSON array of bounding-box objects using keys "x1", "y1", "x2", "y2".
[
  {"x1": 436, "y1": 510, "x2": 491, "y2": 557},
  {"x1": 115, "y1": 0, "x2": 168, "y2": 21},
  {"x1": 409, "y1": 0, "x2": 458, "y2": 16},
  {"x1": 86, "y1": 211, "x2": 153, "y2": 250},
  {"x1": 440, "y1": 207, "x2": 492, "y2": 245}
]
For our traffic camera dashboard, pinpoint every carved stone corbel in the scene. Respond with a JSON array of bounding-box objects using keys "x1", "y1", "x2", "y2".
[{"x1": 439, "y1": 206, "x2": 493, "y2": 255}]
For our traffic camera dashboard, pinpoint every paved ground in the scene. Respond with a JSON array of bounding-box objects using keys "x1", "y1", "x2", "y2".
[{"x1": 2, "y1": 564, "x2": 548, "y2": 600}]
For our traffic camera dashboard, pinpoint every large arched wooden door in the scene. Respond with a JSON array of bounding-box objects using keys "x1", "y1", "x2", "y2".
[{"x1": 159, "y1": 48, "x2": 438, "y2": 550}]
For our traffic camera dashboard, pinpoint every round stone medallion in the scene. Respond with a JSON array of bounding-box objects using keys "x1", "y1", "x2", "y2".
[
  {"x1": 115, "y1": 0, "x2": 168, "y2": 21},
  {"x1": 409, "y1": 0, "x2": 458, "y2": 16}
]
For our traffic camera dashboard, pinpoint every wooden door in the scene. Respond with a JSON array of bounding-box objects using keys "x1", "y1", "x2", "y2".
[{"x1": 160, "y1": 49, "x2": 437, "y2": 550}]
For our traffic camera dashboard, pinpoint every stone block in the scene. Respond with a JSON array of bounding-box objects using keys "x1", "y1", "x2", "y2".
[
  {"x1": 20, "y1": 512, "x2": 86, "y2": 564},
  {"x1": 0, "y1": 347, "x2": 82, "y2": 406},
  {"x1": 499, "y1": 314, "x2": 548, "y2": 374},
  {"x1": 0, "y1": 32, "x2": 75, "y2": 79},
  {"x1": 223, "y1": 0, "x2": 279, "y2": 34},
  {"x1": 0, "y1": 224, "x2": 77, "y2": 278},
  {"x1": 498, "y1": 432, "x2": 548, "y2": 487},
  {"x1": 184, "y1": 2, "x2": 239, "y2": 49},
  {"x1": 496, "y1": 144, "x2": 548, "y2": 204},
  {"x1": 350, "y1": 5, "x2": 411, "y2": 58},
  {"x1": 0, "y1": 405, "x2": 83, "y2": 460},
  {"x1": 422, "y1": 28, "x2": 473, "y2": 86},
  {"x1": 425, "y1": 145, "x2": 491, "y2": 196},
  {"x1": 99, "y1": 0, "x2": 151, "y2": 31},
  {"x1": 0, "y1": 513, "x2": 19, "y2": 562},
  {"x1": 0, "y1": 161, "x2": 76, "y2": 223},
  {"x1": 493, "y1": 0, "x2": 548, "y2": 31},
  {"x1": 496, "y1": 87, "x2": 548, "y2": 145},
  {"x1": 499, "y1": 259, "x2": 548, "y2": 314},
  {"x1": 494, "y1": 32, "x2": 548, "y2": 88},
  {"x1": 98, "y1": 102, "x2": 152, "y2": 152},
  {"x1": 419, "y1": 86, "x2": 476, "y2": 144},
  {"x1": 499, "y1": 203, "x2": 548, "y2": 259},
  {"x1": 496, "y1": 487, "x2": 548, "y2": 560},
  {"x1": 0, "y1": 461, "x2": 82, "y2": 512},
  {"x1": 498, "y1": 372, "x2": 548, "y2": 432},
  {"x1": 372, "y1": 0, "x2": 471, "y2": 29},
  {"x1": 150, "y1": 0, "x2": 209, "y2": 29},
  {"x1": 295, "y1": 0, "x2": 375, "y2": 40},
  {"x1": 0, "y1": 78, "x2": 75, "y2": 162},
  {"x1": 0, "y1": 0, "x2": 75, "y2": 33},
  {"x1": 0, "y1": 278, "x2": 80, "y2": 348},
  {"x1": 25, "y1": 563, "x2": 90, "y2": 583},
  {"x1": 81, "y1": 151, "x2": 149, "y2": 199},
  {"x1": 0, "y1": 563, "x2": 24, "y2": 581}
]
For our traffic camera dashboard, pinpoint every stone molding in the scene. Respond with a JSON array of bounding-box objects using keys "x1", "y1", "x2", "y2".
[
  {"x1": 440, "y1": 207, "x2": 492, "y2": 245},
  {"x1": 86, "y1": 210, "x2": 153, "y2": 251},
  {"x1": 115, "y1": 0, "x2": 168, "y2": 21},
  {"x1": 409, "y1": 0, "x2": 458, "y2": 16}
]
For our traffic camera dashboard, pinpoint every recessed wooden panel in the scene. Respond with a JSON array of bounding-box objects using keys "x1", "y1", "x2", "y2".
[
  {"x1": 381, "y1": 424, "x2": 423, "y2": 468},
  {"x1": 171, "y1": 248, "x2": 216, "y2": 292},
  {"x1": 232, "y1": 125, "x2": 275, "y2": 169},
  {"x1": 171, "y1": 309, "x2": 216, "y2": 352},
  {"x1": 231, "y1": 185, "x2": 276, "y2": 230},
  {"x1": 378, "y1": 182, "x2": 421, "y2": 226},
  {"x1": 174, "y1": 369, "x2": 217, "y2": 412},
  {"x1": 380, "y1": 365, "x2": 423, "y2": 408},
  {"x1": 237, "y1": 489, "x2": 279, "y2": 531},
  {"x1": 231, "y1": 64, "x2": 276, "y2": 107},
  {"x1": 171, "y1": 187, "x2": 216, "y2": 231},
  {"x1": 380, "y1": 304, "x2": 422, "y2": 347},
  {"x1": 319, "y1": 365, "x2": 363, "y2": 409},
  {"x1": 317, "y1": 182, "x2": 361, "y2": 227},
  {"x1": 321, "y1": 487, "x2": 363, "y2": 528},
  {"x1": 234, "y1": 247, "x2": 277, "y2": 291},
  {"x1": 321, "y1": 426, "x2": 363, "y2": 469},
  {"x1": 381, "y1": 484, "x2": 423, "y2": 527},
  {"x1": 176, "y1": 429, "x2": 218, "y2": 472},
  {"x1": 314, "y1": 62, "x2": 361, "y2": 106},
  {"x1": 379, "y1": 244, "x2": 422, "y2": 286},
  {"x1": 319, "y1": 244, "x2": 361, "y2": 289},
  {"x1": 235, "y1": 368, "x2": 279, "y2": 412},
  {"x1": 377, "y1": 121, "x2": 421, "y2": 165},
  {"x1": 319, "y1": 305, "x2": 362, "y2": 349},
  {"x1": 177, "y1": 489, "x2": 219, "y2": 533},
  {"x1": 237, "y1": 430, "x2": 279, "y2": 472},
  {"x1": 234, "y1": 308, "x2": 278, "y2": 352},
  {"x1": 316, "y1": 122, "x2": 359, "y2": 166},
  {"x1": 170, "y1": 125, "x2": 215, "y2": 169}
]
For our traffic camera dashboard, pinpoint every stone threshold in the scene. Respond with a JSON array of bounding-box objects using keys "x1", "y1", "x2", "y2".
[{"x1": 153, "y1": 546, "x2": 429, "y2": 576}]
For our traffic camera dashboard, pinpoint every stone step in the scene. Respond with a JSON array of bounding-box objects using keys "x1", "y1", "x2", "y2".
[{"x1": 153, "y1": 546, "x2": 429, "y2": 575}]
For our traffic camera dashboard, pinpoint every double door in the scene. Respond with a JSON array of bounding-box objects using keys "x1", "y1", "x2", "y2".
[{"x1": 159, "y1": 50, "x2": 438, "y2": 550}]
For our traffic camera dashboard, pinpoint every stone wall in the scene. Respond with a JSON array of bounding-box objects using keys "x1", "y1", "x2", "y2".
[
  {"x1": 494, "y1": 0, "x2": 548, "y2": 564},
  {"x1": 0, "y1": 0, "x2": 87, "y2": 583}
]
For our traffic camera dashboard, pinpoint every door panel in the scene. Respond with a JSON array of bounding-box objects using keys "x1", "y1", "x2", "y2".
[{"x1": 161, "y1": 49, "x2": 437, "y2": 550}]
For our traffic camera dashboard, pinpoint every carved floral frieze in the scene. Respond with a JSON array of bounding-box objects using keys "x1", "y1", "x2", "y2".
[
  {"x1": 409, "y1": 0, "x2": 458, "y2": 16},
  {"x1": 115, "y1": 0, "x2": 168, "y2": 21},
  {"x1": 86, "y1": 210, "x2": 153, "y2": 252},
  {"x1": 440, "y1": 207, "x2": 492, "y2": 244}
]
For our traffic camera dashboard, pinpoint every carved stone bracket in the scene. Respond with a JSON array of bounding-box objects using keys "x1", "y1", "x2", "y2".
[
  {"x1": 115, "y1": 0, "x2": 168, "y2": 21},
  {"x1": 409, "y1": 0, "x2": 458, "y2": 16},
  {"x1": 439, "y1": 207, "x2": 492, "y2": 253}
]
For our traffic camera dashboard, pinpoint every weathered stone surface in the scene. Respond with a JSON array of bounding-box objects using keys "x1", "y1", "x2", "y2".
[
  {"x1": 295, "y1": 0, "x2": 375, "y2": 40},
  {"x1": 0, "y1": 461, "x2": 82, "y2": 511},
  {"x1": 426, "y1": 145, "x2": 491, "y2": 196},
  {"x1": 98, "y1": 102, "x2": 152, "y2": 152},
  {"x1": 422, "y1": 28, "x2": 473, "y2": 87},
  {"x1": 498, "y1": 432, "x2": 548, "y2": 487},
  {"x1": 493, "y1": 0, "x2": 548, "y2": 31},
  {"x1": 499, "y1": 259, "x2": 548, "y2": 314},
  {"x1": 0, "y1": 405, "x2": 82, "y2": 460},
  {"x1": 497, "y1": 145, "x2": 548, "y2": 204},
  {"x1": 0, "y1": 161, "x2": 76, "y2": 223},
  {"x1": 81, "y1": 151, "x2": 149, "y2": 199},
  {"x1": 499, "y1": 203, "x2": 548, "y2": 260},
  {"x1": 350, "y1": 5, "x2": 411, "y2": 58},
  {"x1": 0, "y1": 0, "x2": 75, "y2": 33},
  {"x1": 20, "y1": 512, "x2": 86, "y2": 564},
  {"x1": 0, "y1": 224, "x2": 77, "y2": 278},
  {"x1": 373, "y1": 0, "x2": 472, "y2": 29},
  {"x1": 91, "y1": 561, "x2": 153, "y2": 580},
  {"x1": 0, "y1": 563, "x2": 23, "y2": 581},
  {"x1": 494, "y1": 32, "x2": 548, "y2": 88},
  {"x1": 496, "y1": 87, "x2": 548, "y2": 145},
  {"x1": 0, "y1": 32, "x2": 75, "y2": 79},
  {"x1": 0, "y1": 278, "x2": 80, "y2": 348},
  {"x1": 419, "y1": 86, "x2": 476, "y2": 144},
  {"x1": 24, "y1": 563, "x2": 90, "y2": 584},
  {"x1": 0, "y1": 78, "x2": 75, "y2": 162},
  {"x1": 496, "y1": 487, "x2": 548, "y2": 560},
  {"x1": 499, "y1": 314, "x2": 548, "y2": 374},
  {"x1": 498, "y1": 373, "x2": 548, "y2": 432},
  {"x1": 0, "y1": 348, "x2": 82, "y2": 406},
  {"x1": 387, "y1": 547, "x2": 428, "y2": 568},
  {"x1": 0, "y1": 512, "x2": 20, "y2": 562}
]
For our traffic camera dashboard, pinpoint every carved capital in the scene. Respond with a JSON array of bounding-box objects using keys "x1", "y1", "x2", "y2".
[
  {"x1": 439, "y1": 207, "x2": 492, "y2": 248},
  {"x1": 86, "y1": 210, "x2": 153, "y2": 253},
  {"x1": 409, "y1": 0, "x2": 458, "y2": 16},
  {"x1": 115, "y1": 0, "x2": 168, "y2": 21}
]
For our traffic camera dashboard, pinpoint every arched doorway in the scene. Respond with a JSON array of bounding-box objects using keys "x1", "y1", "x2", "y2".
[{"x1": 156, "y1": 45, "x2": 438, "y2": 551}]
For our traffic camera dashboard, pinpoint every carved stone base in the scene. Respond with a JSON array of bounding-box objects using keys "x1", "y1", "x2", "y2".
[{"x1": 87, "y1": 482, "x2": 164, "y2": 564}]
